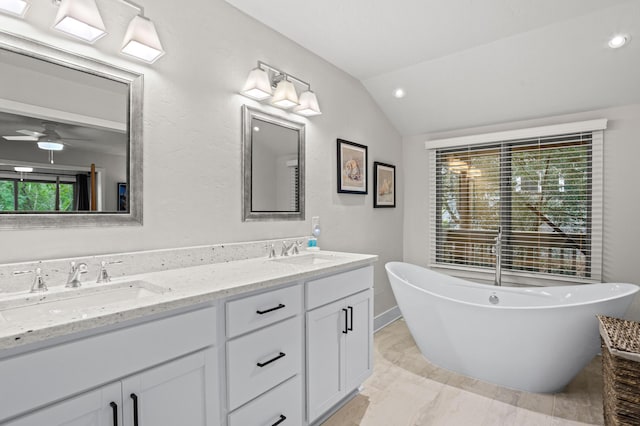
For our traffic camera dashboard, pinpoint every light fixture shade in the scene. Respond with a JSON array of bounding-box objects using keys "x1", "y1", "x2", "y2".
[
  {"x1": 53, "y1": 0, "x2": 106, "y2": 44},
  {"x1": 0, "y1": 0, "x2": 29, "y2": 17},
  {"x1": 37, "y1": 141, "x2": 64, "y2": 151},
  {"x1": 14, "y1": 166, "x2": 33, "y2": 172},
  {"x1": 271, "y1": 79, "x2": 299, "y2": 109},
  {"x1": 241, "y1": 67, "x2": 272, "y2": 101},
  {"x1": 294, "y1": 90, "x2": 322, "y2": 116},
  {"x1": 121, "y1": 15, "x2": 165, "y2": 63}
]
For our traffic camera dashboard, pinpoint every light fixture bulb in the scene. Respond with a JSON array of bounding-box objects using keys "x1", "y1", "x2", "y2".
[
  {"x1": 608, "y1": 35, "x2": 629, "y2": 49},
  {"x1": 121, "y1": 15, "x2": 165, "y2": 63},
  {"x1": 241, "y1": 67, "x2": 272, "y2": 101},
  {"x1": 253, "y1": 126, "x2": 260, "y2": 132},
  {"x1": 271, "y1": 79, "x2": 299, "y2": 109},
  {"x1": 294, "y1": 90, "x2": 322, "y2": 116},
  {"x1": 393, "y1": 88, "x2": 406, "y2": 99},
  {"x1": 0, "y1": 0, "x2": 29, "y2": 17},
  {"x1": 53, "y1": 0, "x2": 106, "y2": 44},
  {"x1": 14, "y1": 166, "x2": 33, "y2": 172},
  {"x1": 37, "y1": 141, "x2": 64, "y2": 151}
]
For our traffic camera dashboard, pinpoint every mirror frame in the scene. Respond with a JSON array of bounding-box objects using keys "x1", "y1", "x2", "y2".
[
  {"x1": 0, "y1": 31, "x2": 143, "y2": 229},
  {"x1": 242, "y1": 105, "x2": 305, "y2": 222}
]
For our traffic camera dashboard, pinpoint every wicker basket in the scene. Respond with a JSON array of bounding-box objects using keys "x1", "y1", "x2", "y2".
[{"x1": 598, "y1": 315, "x2": 640, "y2": 426}]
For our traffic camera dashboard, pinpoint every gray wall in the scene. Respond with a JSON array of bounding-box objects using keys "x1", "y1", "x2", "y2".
[
  {"x1": 403, "y1": 104, "x2": 640, "y2": 321},
  {"x1": 0, "y1": 0, "x2": 404, "y2": 317}
]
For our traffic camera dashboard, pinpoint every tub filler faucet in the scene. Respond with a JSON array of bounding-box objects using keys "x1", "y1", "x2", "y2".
[{"x1": 494, "y1": 226, "x2": 503, "y2": 286}]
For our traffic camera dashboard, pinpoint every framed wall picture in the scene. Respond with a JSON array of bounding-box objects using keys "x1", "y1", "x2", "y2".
[
  {"x1": 117, "y1": 182, "x2": 128, "y2": 212},
  {"x1": 373, "y1": 162, "x2": 396, "y2": 208},
  {"x1": 337, "y1": 138, "x2": 368, "y2": 194}
]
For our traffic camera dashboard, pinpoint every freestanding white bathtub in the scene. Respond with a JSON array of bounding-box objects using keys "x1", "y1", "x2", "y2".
[{"x1": 385, "y1": 262, "x2": 639, "y2": 393}]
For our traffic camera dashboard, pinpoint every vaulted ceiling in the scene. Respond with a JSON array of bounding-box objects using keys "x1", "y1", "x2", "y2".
[{"x1": 226, "y1": 0, "x2": 640, "y2": 135}]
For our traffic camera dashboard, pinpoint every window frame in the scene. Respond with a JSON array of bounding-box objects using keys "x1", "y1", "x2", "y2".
[{"x1": 426, "y1": 120, "x2": 605, "y2": 286}]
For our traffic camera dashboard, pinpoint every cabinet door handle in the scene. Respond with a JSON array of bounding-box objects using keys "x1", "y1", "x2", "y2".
[
  {"x1": 110, "y1": 402, "x2": 118, "y2": 426},
  {"x1": 272, "y1": 414, "x2": 287, "y2": 426},
  {"x1": 342, "y1": 308, "x2": 348, "y2": 334},
  {"x1": 130, "y1": 393, "x2": 139, "y2": 426},
  {"x1": 257, "y1": 351, "x2": 286, "y2": 367},
  {"x1": 348, "y1": 306, "x2": 354, "y2": 331},
  {"x1": 256, "y1": 303, "x2": 286, "y2": 315}
]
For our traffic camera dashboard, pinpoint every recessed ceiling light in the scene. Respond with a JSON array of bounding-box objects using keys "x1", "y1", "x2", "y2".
[
  {"x1": 608, "y1": 35, "x2": 629, "y2": 49},
  {"x1": 393, "y1": 88, "x2": 405, "y2": 99}
]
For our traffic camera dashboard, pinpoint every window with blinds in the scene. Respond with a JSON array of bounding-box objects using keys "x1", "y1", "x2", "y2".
[{"x1": 429, "y1": 130, "x2": 603, "y2": 281}]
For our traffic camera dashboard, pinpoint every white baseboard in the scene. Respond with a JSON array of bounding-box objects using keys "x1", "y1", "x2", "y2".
[{"x1": 374, "y1": 305, "x2": 402, "y2": 332}]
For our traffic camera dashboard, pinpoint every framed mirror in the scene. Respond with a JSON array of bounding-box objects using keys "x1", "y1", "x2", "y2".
[
  {"x1": 0, "y1": 31, "x2": 143, "y2": 229},
  {"x1": 242, "y1": 105, "x2": 305, "y2": 221}
]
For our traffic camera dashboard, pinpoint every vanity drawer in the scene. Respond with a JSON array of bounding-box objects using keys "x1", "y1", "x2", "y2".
[
  {"x1": 228, "y1": 375, "x2": 302, "y2": 426},
  {"x1": 227, "y1": 316, "x2": 302, "y2": 410},
  {"x1": 226, "y1": 284, "x2": 302, "y2": 338},
  {"x1": 306, "y1": 266, "x2": 373, "y2": 310}
]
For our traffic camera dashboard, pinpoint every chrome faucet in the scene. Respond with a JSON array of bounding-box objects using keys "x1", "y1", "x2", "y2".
[
  {"x1": 13, "y1": 267, "x2": 48, "y2": 293},
  {"x1": 66, "y1": 261, "x2": 88, "y2": 288},
  {"x1": 96, "y1": 260, "x2": 123, "y2": 283},
  {"x1": 281, "y1": 240, "x2": 293, "y2": 256},
  {"x1": 494, "y1": 226, "x2": 503, "y2": 286},
  {"x1": 280, "y1": 240, "x2": 302, "y2": 256}
]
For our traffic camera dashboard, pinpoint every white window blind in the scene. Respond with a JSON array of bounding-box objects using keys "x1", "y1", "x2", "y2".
[
  {"x1": 428, "y1": 129, "x2": 603, "y2": 282},
  {"x1": 288, "y1": 165, "x2": 299, "y2": 211}
]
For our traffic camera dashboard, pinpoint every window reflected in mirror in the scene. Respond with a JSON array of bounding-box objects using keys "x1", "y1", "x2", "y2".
[{"x1": 0, "y1": 31, "x2": 142, "y2": 227}]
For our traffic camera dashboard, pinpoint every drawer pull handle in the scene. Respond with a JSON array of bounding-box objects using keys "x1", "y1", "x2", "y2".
[
  {"x1": 130, "y1": 393, "x2": 139, "y2": 426},
  {"x1": 257, "y1": 351, "x2": 286, "y2": 367},
  {"x1": 110, "y1": 402, "x2": 118, "y2": 426},
  {"x1": 342, "y1": 308, "x2": 348, "y2": 334},
  {"x1": 256, "y1": 303, "x2": 286, "y2": 315},
  {"x1": 272, "y1": 414, "x2": 287, "y2": 425},
  {"x1": 348, "y1": 306, "x2": 354, "y2": 331}
]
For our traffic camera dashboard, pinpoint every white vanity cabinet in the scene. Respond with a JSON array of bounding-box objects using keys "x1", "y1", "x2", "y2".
[
  {"x1": 5, "y1": 349, "x2": 214, "y2": 426},
  {"x1": 0, "y1": 306, "x2": 220, "y2": 426},
  {"x1": 225, "y1": 284, "x2": 304, "y2": 426},
  {"x1": 306, "y1": 266, "x2": 374, "y2": 423}
]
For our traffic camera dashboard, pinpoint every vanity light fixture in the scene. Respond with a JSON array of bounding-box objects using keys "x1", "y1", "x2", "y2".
[
  {"x1": 0, "y1": 0, "x2": 30, "y2": 17},
  {"x1": 241, "y1": 61, "x2": 322, "y2": 116},
  {"x1": 120, "y1": 10, "x2": 165, "y2": 63},
  {"x1": 295, "y1": 90, "x2": 322, "y2": 116},
  {"x1": 50, "y1": 0, "x2": 165, "y2": 63},
  {"x1": 271, "y1": 78, "x2": 299, "y2": 109},
  {"x1": 53, "y1": 0, "x2": 107, "y2": 44},
  {"x1": 242, "y1": 67, "x2": 273, "y2": 101}
]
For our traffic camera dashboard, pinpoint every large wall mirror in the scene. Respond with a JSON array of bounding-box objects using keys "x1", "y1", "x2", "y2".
[
  {"x1": 242, "y1": 105, "x2": 305, "y2": 221},
  {"x1": 0, "y1": 31, "x2": 142, "y2": 229}
]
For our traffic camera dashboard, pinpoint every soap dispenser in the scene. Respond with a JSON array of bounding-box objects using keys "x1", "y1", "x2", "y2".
[{"x1": 308, "y1": 216, "x2": 321, "y2": 251}]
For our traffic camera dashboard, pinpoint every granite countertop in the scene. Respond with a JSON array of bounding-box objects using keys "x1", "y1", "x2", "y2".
[{"x1": 0, "y1": 250, "x2": 377, "y2": 352}]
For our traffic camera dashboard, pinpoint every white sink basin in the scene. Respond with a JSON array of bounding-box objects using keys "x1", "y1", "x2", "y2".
[
  {"x1": 0, "y1": 280, "x2": 167, "y2": 324},
  {"x1": 271, "y1": 253, "x2": 343, "y2": 266}
]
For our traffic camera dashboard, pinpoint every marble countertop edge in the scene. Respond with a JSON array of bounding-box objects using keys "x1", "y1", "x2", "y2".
[{"x1": 0, "y1": 251, "x2": 378, "y2": 352}]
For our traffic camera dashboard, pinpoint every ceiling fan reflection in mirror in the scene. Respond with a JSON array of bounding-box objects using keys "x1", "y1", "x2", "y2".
[{"x1": 2, "y1": 122, "x2": 82, "y2": 164}]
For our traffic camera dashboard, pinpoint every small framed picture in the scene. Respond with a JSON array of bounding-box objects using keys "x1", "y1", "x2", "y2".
[
  {"x1": 337, "y1": 138, "x2": 367, "y2": 194},
  {"x1": 117, "y1": 182, "x2": 127, "y2": 212},
  {"x1": 373, "y1": 162, "x2": 396, "y2": 208}
]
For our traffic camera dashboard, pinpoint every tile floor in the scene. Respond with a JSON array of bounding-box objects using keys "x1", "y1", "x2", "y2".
[{"x1": 323, "y1": 319, "x2": 604, "y2": 426}]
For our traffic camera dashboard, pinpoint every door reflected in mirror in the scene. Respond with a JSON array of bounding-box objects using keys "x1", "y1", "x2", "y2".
[{"x1": 242, "y1": 106, "x2": 305, "y2": 221}]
